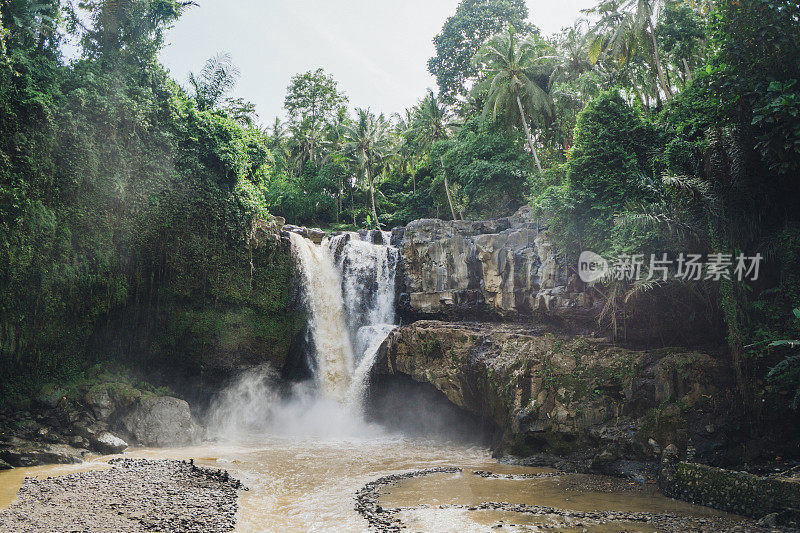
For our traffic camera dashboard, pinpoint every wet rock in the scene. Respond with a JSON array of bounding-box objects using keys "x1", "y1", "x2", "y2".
[
  {"x1": 121, "y1": 396, "x2": 200, "y2": 447},
  {"x1": 93, "y1": 431, "x2": 128, "y2": 454},
  {"x1": 36, "y1": 426, "x2": 64, "y2": 444},
  {"x1": 282, "y1": 224, "x2": 307, "y2": 238},
  {"x1": 307, "y1": 227, "x2": 326, "y2": 244},
  {"x1": 35, "y1": 384, "x2": 67, "y2": 409},
  {"x1": 591, "y1": 447, "x2": 619, "y2": 474},
  {"x1": 397, "y1": 208, "x2": 593, "y2": 319},
  {"x1": 0, "y1": 458, "x2": 12, "y2": 470},
  {"x1": 68, "y1": 435, "x2": 91, "y2": 449},
  {"x1": 84, "y1": 382, "x2": 144, "y2": 422},
  {"x1": 0, "y1": 438, "x2": 88, "y2": 467},
  {"x1": 375, "y1": 321, "x2": 733, "y2": 466},
  {"x1": 84, "y1": 386, "x2": 115, "y2": 420}
]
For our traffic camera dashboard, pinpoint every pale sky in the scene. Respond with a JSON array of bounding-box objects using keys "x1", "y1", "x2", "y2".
[{"x1": 158, "y1": 1, "x2": 596, "y2": 125}]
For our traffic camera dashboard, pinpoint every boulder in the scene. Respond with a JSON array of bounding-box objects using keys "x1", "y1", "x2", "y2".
[
  {"x1": 92, "y1": 432, "x2": 128, "y2": 454},
  {"x1": 84, "y1": 382, "x2": 145, "y2": 423},
  {"x1": 35, "y1": 427, "x2": 64, "y2": 444},
  {"x1": 84, "y1": 386, "x2": 114, "y2": 420},
  {"x1": 307, "y1": 228, "x2": 327, "y2": 244},
  {"x1": 121, "y1": 396, "x2": 200, "y2": 447},
  {"x1": 68, "y1": 436, "x2": 91, "y2": 449},
  {"x1": 35, "y1": 384, "x2": 66, "y2": 409},
  {"x1": 282, "y1": 224, "x2": 308, "y2": 238},
  {"x1": 0, "y1": 438, "x2": 89, "y2": 467}
]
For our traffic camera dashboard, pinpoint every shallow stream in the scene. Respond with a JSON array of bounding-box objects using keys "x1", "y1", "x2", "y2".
[{"x1": 0, "y1": 435, "x2": 736, "y2": 532}]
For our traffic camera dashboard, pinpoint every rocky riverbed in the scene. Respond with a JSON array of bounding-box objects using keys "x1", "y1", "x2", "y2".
[
  {"x1": 357, "y1": 467, "x2": 795, "y2": 532},
  {"x1": 0, "y1": 458, "x2": 244, "y2": 532}
]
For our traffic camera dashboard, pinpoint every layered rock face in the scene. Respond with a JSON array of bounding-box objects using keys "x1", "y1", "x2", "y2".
[
  {"x1": 393, "y1": 208, "x2": 590, "y2": 318},
  {"x1": 373, "y1": 321, "x2": 734, "y2": 475}
]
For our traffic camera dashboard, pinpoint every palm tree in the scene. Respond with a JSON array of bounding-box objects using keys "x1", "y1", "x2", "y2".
[
  {"x1": 189, "y1": 52, "x2": 240, "y2": 111},
  {"x1": 392, "y1": 109, "x2": 418, "y2": 193},
  {"x1": 472, "y1": 26, "x2": 554, "y2": 174},
  {"x1": 550, "y1": 19, "x2": 594, "y2": 86},
  {"x1": 322, "y1": 108, "x2": 350, "y2": 222},
  {"x1": 342, "y1": 109, "x2": 393, "y2": 229},
  {"x1": 412, "y1": 90, "x2": 459, "y2": 220},
  {"x1": 586, "y1": 0, "x2": 673, "y2": 100}
]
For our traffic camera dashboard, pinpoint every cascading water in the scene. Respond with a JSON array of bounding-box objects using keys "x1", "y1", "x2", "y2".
[
  {"x1": 291, "y1": 230, "x2": 398, "y2": 408},
  {"x1": 330, "y1": 231, "x2": 398, "y2": 408},
  {"x1": 208, "y1": 230, "x2": 398, "y2": 440},
  {"x1": 288, "y1": 232, "x2": 355, "y2": 400}
]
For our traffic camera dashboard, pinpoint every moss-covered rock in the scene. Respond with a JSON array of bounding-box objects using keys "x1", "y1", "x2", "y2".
[
  {"x1": 374, "y1": 321, "x2": 733, "y2": 462},
  {"x1": 662, "y1": 462, "x2": 800, "y2": 521},
  {"x1": 86, "y1": 218, "x2": 304, "y2": 389}
]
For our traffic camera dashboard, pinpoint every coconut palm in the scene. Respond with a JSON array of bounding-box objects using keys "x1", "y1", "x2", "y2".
[
  {"x1": 411, "y1": 90, "x2": 459, "y2": 220},
  {"x1": 392, "y1": 109, "x2": 418, "y2": 193},
  {"x1": 322, "y1": 108, "x2": 350, "y2": 221},
  {"x1": 472, "y1": 26, "x2": 554, "y2": 174},
  {"x1": 586, "y1": 0, "x2": 673, "y2": 100},
  {"x1": 550, "y1": 19, "x2": 594, "y2": 86},
  {"x1": 342, "y1": 109, "x2": 393, "y2": 229},
  {"x1": 189, "y1": 52, "x2": 240, "y2": 111}
]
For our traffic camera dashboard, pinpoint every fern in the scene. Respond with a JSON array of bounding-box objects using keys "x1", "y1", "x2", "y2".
[{"x1": 768, "y1": 355, "x2": 800, "y2": 410}]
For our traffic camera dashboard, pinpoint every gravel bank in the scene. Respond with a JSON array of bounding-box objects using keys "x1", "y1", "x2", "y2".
[{"x1": 0, "y1": 458, "x2": 244, "y2": 532}]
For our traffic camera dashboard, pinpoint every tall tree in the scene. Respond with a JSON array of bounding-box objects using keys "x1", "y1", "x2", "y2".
[
  {"x1": 71, "y1": 0, "x2": 195, "y2": 61},
  {"x1": 472, "y1": 26, "x2": 554, "y2": 174},
  {"x1": 586, "y1": 0, "x2": 674, "y2": 100},
  {"x1": 428, "y1": 0, "x2": 533, "y2": 103},
  {"x1": 284, "y1": 68, "x2": 348, "y2": 164}
]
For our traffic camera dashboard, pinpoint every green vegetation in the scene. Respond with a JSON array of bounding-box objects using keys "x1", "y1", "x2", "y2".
[
  {"x1": 0, "y1": 0, "x2": 799, "y2": 418},
  {"x1": 0, "y1": 0, "x2": 298, "y2": 401}
]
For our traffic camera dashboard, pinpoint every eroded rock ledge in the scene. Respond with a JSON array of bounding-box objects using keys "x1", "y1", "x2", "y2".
[
  {"x1": 372, "y1": 320, "x2": 733, "y2": 472},
  {"x1": 392, "y1": 207, "x2": 593, "y2": 319}
]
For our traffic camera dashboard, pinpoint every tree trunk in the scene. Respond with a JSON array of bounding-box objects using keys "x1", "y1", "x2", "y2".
[
  {"x1": 516, "y1": 94, "x2": 543, "y2": 174},
  {"x1": 682, "y1": 58, "x2": 693, "y2": 85},
  {"x1": 440, "y1": 157, "x2": 458, "y2": 221},
  {"x1": 350, "y1": 175, "x2": 356, "y2": 226},
  {"x1": 368, "y1": 166, "x2": 381, "y2": 229},
  {"x1": 336, "y1": 174, "x2": 342, "y2": 224},
  {"x1": 631, "y1": 81, "x2": 647, "y2": 110},
  {"x1": 648, "y1": 20, "x2": 673, "y2": 99}
]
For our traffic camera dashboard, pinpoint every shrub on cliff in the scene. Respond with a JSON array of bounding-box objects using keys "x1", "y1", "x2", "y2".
[{"x1": 533, "y1": 91, "x2": 663, "y2": 259}]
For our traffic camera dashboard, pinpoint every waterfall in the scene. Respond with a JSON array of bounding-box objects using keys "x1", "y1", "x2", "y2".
[
  {"x1": 288, "y1": 232, "x2": 355, "y2": 400},
  {"x1": 289, "y1": 230, "x2": 398, "y2": 407},
  {"x1": 207, "y1": 230, "x2": 398, "y2": 441}
]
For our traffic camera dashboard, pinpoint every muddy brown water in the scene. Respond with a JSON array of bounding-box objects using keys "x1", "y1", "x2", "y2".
[{"x1": 0, "y1": 437, "x2": 738, "y2": 532}]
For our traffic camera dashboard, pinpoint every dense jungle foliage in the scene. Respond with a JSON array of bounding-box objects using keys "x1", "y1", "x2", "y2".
[{"x1": 1, "y1": 0, "x2": 799, "y2": 417}]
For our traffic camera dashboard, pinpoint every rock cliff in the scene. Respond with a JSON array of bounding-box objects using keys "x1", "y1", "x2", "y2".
[
  {"x1": 372, "y1": 321, "x2": 735, "y2": 476},
  {"x1": 393, "y1": 208, "x2": 592, "y2": 319}
]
